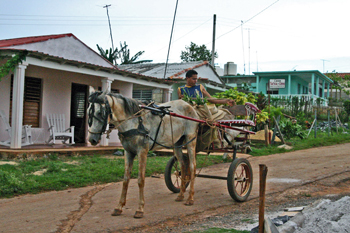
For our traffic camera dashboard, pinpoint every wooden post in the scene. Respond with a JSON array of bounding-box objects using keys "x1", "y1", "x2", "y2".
[
  {"x1": 259, "y1": 164, "x2": 268, "y2": 233},
  {"x1": 271, "y1": 115, "x2": 280, "y2": 144},
  {"x1": 327, "y1": 109, "x2": 330, "y2": 136},
  {"x1": 314, "y1": 108, "x2": 317, "y2": 138},
  {"x1": 272, "y1": 116, "x2": 286, "y2": 144},
  {"x1": 264, "y1": 124, "x2": 269, "y2": 146}
]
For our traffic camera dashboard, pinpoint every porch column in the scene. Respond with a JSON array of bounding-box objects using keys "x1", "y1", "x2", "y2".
[
  {"x1": 100, "y1": 78, "x2": 113, "y2": 146},
  {"x1": 11, "y1": 63, "x2": 28, "y2": 149},
  {"x1": 288, "y1": 74, "x2": 291, "y2": 95},
  {"x1": 163, "y1": 88, "x2": 173, "y2": 102},
  {"x1": 311, "y1": 73, "x2": 315, "y2": 97},
  {"x1": 322, "y1": 80, "x2": 325, "y2": 98},
  {"x1": 327, "y1": 83, "x2": 330, "y2": 98},
  {"x1": 316, "y1": 76, "x2": 320, "y2": 97},
  {"x1": 256, "y1": 75, "x2": 259, "y2": 93}
]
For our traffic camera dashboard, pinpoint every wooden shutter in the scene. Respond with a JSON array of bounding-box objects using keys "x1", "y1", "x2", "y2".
[{"x1": 10, "y1": 76, "x2": 42, "y2": 127}]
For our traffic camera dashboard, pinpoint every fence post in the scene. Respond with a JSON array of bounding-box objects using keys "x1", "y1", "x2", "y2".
[
  {"x1": 314, "y1": 108, "x2": 317, "y2": 138},
  {"x1": 328, "y1": 109, "x2": 330, "y2": 136},
  {"x1": 264, "y1": 124, "x2": 269, "y2": 146}
]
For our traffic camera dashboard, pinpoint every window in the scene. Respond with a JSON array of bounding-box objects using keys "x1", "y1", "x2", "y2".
[
  {"x1": 266, "y1": 83, "x2": 279, "y2": 95},
  {"x1": 10, "y1": 76, "x2": 42, "y2": 127},
  {"x1": 133, "y1": 90, "x2": 153, "y2": 101}
]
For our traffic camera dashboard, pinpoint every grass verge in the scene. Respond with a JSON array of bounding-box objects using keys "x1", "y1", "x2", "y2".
[{"x1": 0, "y1": 154, "x2": 226, "y2": 198}]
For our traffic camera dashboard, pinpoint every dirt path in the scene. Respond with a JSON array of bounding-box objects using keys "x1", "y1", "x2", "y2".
[{"x1": 1, "y1": 143, "x2": 350, "y2": 233}]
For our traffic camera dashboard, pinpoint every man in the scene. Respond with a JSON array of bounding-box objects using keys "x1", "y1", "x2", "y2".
[{"x1": 178, "y1": 70, "x2": 235, "y2": 106}]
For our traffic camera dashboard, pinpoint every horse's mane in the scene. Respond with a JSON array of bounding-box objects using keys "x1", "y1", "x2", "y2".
[{"x1": 108, "y1": 93, "x2": 142, "y2": 116}]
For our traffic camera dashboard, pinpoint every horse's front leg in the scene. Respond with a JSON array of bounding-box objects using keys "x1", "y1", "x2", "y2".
[
  {"x1": 185, "y1": 136, "x2": 197, "y2": 206},
  {"x1": 174, "y1": 147, "x2": 187, "y2": 202},
  {"x1": 112, "y1": 151, "x2": 134, "y2": 216},
  {"x1": 134, "y1": 148, "x2": 148, "y2": 218}
]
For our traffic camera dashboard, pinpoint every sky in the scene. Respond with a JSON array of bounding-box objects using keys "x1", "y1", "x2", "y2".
[{"x1": 1, "y1": 0, "x2": 349, "y2": 75}]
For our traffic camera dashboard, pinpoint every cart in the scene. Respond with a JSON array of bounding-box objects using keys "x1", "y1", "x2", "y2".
[{"x1": 141, "y1": 102, "x2": 260, "y2": 202}]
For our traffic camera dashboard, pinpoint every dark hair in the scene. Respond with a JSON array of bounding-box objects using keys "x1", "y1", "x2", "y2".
[{"x1": 186, "y1": 70, "x2": 198, "y2": 78}]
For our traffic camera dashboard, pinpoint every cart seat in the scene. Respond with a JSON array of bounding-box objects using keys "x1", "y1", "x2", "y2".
[{"x1": 217, "y1": 119, "x2": 256, "y2": 127}]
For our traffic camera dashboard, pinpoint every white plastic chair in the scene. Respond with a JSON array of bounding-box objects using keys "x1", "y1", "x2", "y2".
[
  {"x1": 0, "y1": 110, "x2": 33, "y2": 147},
  {"x1": 46, "y1": 114, "x2": 75, "y2": 145}
]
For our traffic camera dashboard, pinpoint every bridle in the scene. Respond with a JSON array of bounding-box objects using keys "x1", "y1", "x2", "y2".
[{"x1": 88, "y1": 92, "x2": 112, "y2": 135}]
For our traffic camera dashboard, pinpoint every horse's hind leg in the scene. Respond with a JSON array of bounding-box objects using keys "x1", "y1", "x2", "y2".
[
  {"x1": 185, "y1": 135, "x2": 197, "y2": 206},
  {"x1": 112, "y1": 151, "x2": 134, "y2": 216}
]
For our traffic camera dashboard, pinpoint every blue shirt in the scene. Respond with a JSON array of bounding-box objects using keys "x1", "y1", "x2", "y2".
[{"x1": 178, "y1": 84, "x2": 205, "y2": 98}]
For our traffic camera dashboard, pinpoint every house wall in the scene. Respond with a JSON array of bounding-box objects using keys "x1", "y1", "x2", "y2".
[
  {"x1": 0, "y1": 72, "x2": 12, "y2": 142},
  {"x1": 8, "y1": 36, "x2": 114, "y2": 68}
]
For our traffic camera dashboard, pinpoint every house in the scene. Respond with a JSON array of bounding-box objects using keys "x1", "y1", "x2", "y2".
[
  {"x1": 119, "y1": 61, "x2": 230, "y2": 100},
  {"x1": 0, "y1": 33, "x2": 174, "y2": 149},
  {"x1": 221, "y1": 70, "x2": 334, "y2": 105}
]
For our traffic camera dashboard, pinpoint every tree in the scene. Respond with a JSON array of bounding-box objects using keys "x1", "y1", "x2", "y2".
[
  {"x1": 96, "y1": 42, "x2": 152, "y2": 65},
  {"x1": 96, "y1": 45, "x2": 119, "y2": 65},
  {"x1": 180, "y1": 42, "x2": 217, "y2": 62},
  {"x1": 119, "y1": 42, "x2": 152, "y2": 65}
]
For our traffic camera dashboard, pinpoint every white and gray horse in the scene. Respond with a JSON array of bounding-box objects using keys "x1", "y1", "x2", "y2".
[{"x1": 87, "y1": 90, "x2": 200, "y2": 218}]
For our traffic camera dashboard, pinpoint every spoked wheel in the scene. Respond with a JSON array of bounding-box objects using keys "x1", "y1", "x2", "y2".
[
  {"x1": 227, "y1": 158, "x2": 253, "y2": 202},
  {"x1": 164, "y1": 156, "x2": 189, "y2": 193}
]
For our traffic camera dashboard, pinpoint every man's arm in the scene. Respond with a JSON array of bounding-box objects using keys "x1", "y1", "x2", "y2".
[
  {"x1": 178, "y1": 87, "x2": 183, "y2": 99},
  {"x1": 201, "y1": 85, "x2": 236, "y2": 106}
]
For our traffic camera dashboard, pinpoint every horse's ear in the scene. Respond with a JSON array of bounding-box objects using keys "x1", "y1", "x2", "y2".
[{"x1": 89, "y1": 86, "x2": 96, "y2": 95}]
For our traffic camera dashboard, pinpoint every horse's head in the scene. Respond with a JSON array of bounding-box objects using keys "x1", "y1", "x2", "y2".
[{"x1": 87, "y1": 91, "x2": 111, "y2": 145}]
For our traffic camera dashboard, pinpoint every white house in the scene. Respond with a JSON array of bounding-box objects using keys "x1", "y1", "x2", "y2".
[{"x1": 0, "y1": 33, "x2": 173, "y2": 149}]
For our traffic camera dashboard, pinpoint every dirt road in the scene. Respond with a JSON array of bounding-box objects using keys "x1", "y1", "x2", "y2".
[{"x1": 1, "y1": 143, "x2": 350, "y2": 233}]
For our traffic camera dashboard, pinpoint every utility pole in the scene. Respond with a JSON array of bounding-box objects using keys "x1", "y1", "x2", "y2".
[
  {"x1": 248, "y1": 28, "x2": 250, "y2": 75},
  {"x1": 211, "y1": 14, "x2": 216, "y2": 67},
  {"x1": 321, "y1": 59, "x2": 330, "y2": 73},
  {"x1": 104, "y1": 4, "x2": 114, "y2": 51}
]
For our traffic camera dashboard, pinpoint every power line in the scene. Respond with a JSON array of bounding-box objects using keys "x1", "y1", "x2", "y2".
[{"x1": 214, "y1": 0, "x2": 280, "y2": 41}]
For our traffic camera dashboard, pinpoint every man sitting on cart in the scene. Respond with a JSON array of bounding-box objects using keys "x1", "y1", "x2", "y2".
[
  {"x1": 178, "y1": 69, "x2": 238, "y2": 150},
  {"x1": 178, "y1": 70, "x2": 235, "y2": 107}
]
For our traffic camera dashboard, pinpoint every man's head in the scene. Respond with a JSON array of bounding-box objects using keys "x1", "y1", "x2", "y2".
[{"x1": 185, "y1": 70, "x2": 198, "y2": 87}]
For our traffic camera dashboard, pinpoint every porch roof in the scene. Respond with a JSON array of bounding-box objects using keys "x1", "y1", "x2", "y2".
[
  {"x1": 0, "y1": 48, "x2": 176, "y2": 85},
  {"x1": 253, "y1": 70, "x2": 334, "y2": 84}
]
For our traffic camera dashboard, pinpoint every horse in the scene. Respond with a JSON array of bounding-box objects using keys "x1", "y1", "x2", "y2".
[{"x1": 87, "y1": 90, "x2": 200, "y2": 218}]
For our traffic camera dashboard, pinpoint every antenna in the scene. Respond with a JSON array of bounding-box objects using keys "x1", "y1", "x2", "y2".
[
  {"x1": 103, "y1": 4, "x2": 114, "y2": 51},
  {"x1": 241, "y1": 21, "x2": 246, "y2": 75},
  {"x1": 321, "y1": 59, "x2": 330, "y2": 73}
]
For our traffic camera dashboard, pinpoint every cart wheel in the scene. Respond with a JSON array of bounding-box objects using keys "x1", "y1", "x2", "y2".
[
  {"x1": 227, "y1": 158, "x2": 253, "y2": 202},
  {"x1": 164, "y1": 156, "x2": 189, "y2": 193}
]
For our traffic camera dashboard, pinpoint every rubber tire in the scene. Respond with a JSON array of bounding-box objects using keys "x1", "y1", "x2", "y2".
[
  {"x1": 227, "y1": 158, "x2": 253, "y2": 202},
  {"x1": 164, "y1": 156, "x2": 189, "y2": 193}
]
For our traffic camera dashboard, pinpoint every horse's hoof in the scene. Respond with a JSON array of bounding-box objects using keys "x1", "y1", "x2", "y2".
[
  {"x1": 134, "y1": 211, "x2": 144, "y2": 218},
  {"x1": 185, "y1": 200, "x2": 194, "y2": 206},
  {"x1": 111, "y1": 209, "x2": 122, "y2": 216},
  {"x1": 175, "y1": 196, "x2": 184, "y2": 202}
]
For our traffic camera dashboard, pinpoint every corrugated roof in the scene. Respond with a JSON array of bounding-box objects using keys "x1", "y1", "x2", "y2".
[
  {"x1": 0, "y1": 33, "x2": 75, "y2": 48},
  {"x1": 118, "y1": 61, "x2": 224, "y2": 85}
]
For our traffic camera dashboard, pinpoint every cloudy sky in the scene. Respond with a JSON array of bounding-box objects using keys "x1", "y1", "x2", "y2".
[{"x1": 1, "y1": 0, "x2": 349, "y2": 74}]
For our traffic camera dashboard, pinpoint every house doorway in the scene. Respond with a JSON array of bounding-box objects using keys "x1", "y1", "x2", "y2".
[{"x1": 70, "y1": 83, "x2": 88, "y2": 143}]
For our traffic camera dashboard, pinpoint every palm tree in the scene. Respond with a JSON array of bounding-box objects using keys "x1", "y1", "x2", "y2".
[
  {"x1": 96, "y1": 44, "x2": 119, "y2": 65},
  {"x1": 119, "y1": 41, "x2": 152, "y2": 64}
]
